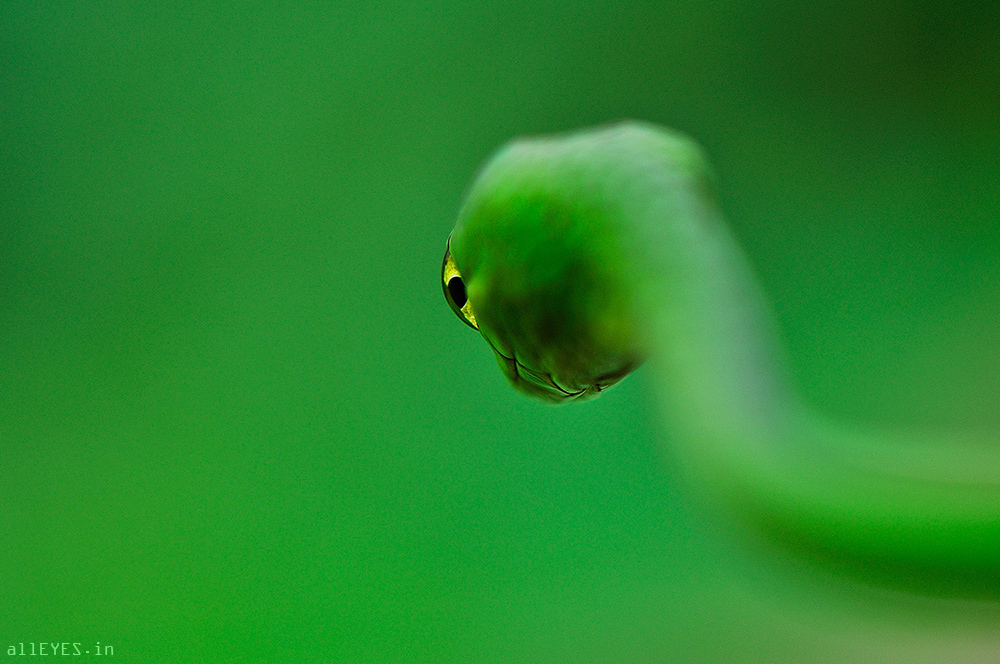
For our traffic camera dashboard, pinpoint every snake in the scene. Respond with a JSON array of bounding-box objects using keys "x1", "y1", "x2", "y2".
[{"x1": 441, "y1": 121, "x2": 999, "y2": 594}]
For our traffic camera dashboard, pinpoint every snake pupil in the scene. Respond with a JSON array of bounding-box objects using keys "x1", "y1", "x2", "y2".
[{"x1": 447, "y1": 276, "x2": 467, "y2": 308}]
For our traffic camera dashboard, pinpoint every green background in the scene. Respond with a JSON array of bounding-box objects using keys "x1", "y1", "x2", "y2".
[{"x1": 3, "y1": 1, "x2": 999, "y2": 661}]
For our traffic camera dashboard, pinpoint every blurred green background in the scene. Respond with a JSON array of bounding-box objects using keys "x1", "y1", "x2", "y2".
[{"x1": 3, "y1": 1, "x2": 999, "y2": 661}]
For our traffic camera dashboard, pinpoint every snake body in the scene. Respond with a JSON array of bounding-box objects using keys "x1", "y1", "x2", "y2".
[{"x1": 442, "y1": 121, "x2": 1000, "y2": 593}]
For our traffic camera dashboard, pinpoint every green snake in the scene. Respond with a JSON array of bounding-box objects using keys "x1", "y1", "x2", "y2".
[{"x1": 441, "y1": 121, "x2": 999, "y2": 594}]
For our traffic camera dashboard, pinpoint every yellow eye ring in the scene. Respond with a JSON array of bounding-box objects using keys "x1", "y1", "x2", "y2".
[{"x1": 442, "y1": 236, "x2": 478, "y2": 330}]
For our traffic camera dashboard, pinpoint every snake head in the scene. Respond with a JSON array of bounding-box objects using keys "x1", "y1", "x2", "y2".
[{"x1": 441, "y1": 134, "x2": 644, "y2": 403}]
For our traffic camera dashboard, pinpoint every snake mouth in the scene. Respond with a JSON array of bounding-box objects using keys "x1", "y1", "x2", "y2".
[{"x1": 482, "y1": 337, "x2": 632, "y2": 403}]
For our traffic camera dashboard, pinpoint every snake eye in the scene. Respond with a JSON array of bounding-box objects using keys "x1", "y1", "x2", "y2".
[
  {"x1": 447, "y1": 275, "x2": 467, "y2": 308},
  {"x1": 442, "y1": 237, "x2": 478, "y2": 330}
]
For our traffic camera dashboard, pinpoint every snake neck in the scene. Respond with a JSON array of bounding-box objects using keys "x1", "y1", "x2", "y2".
[{"x1": 610, "y1": 130, "x2": 1000, "y2": 595}]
